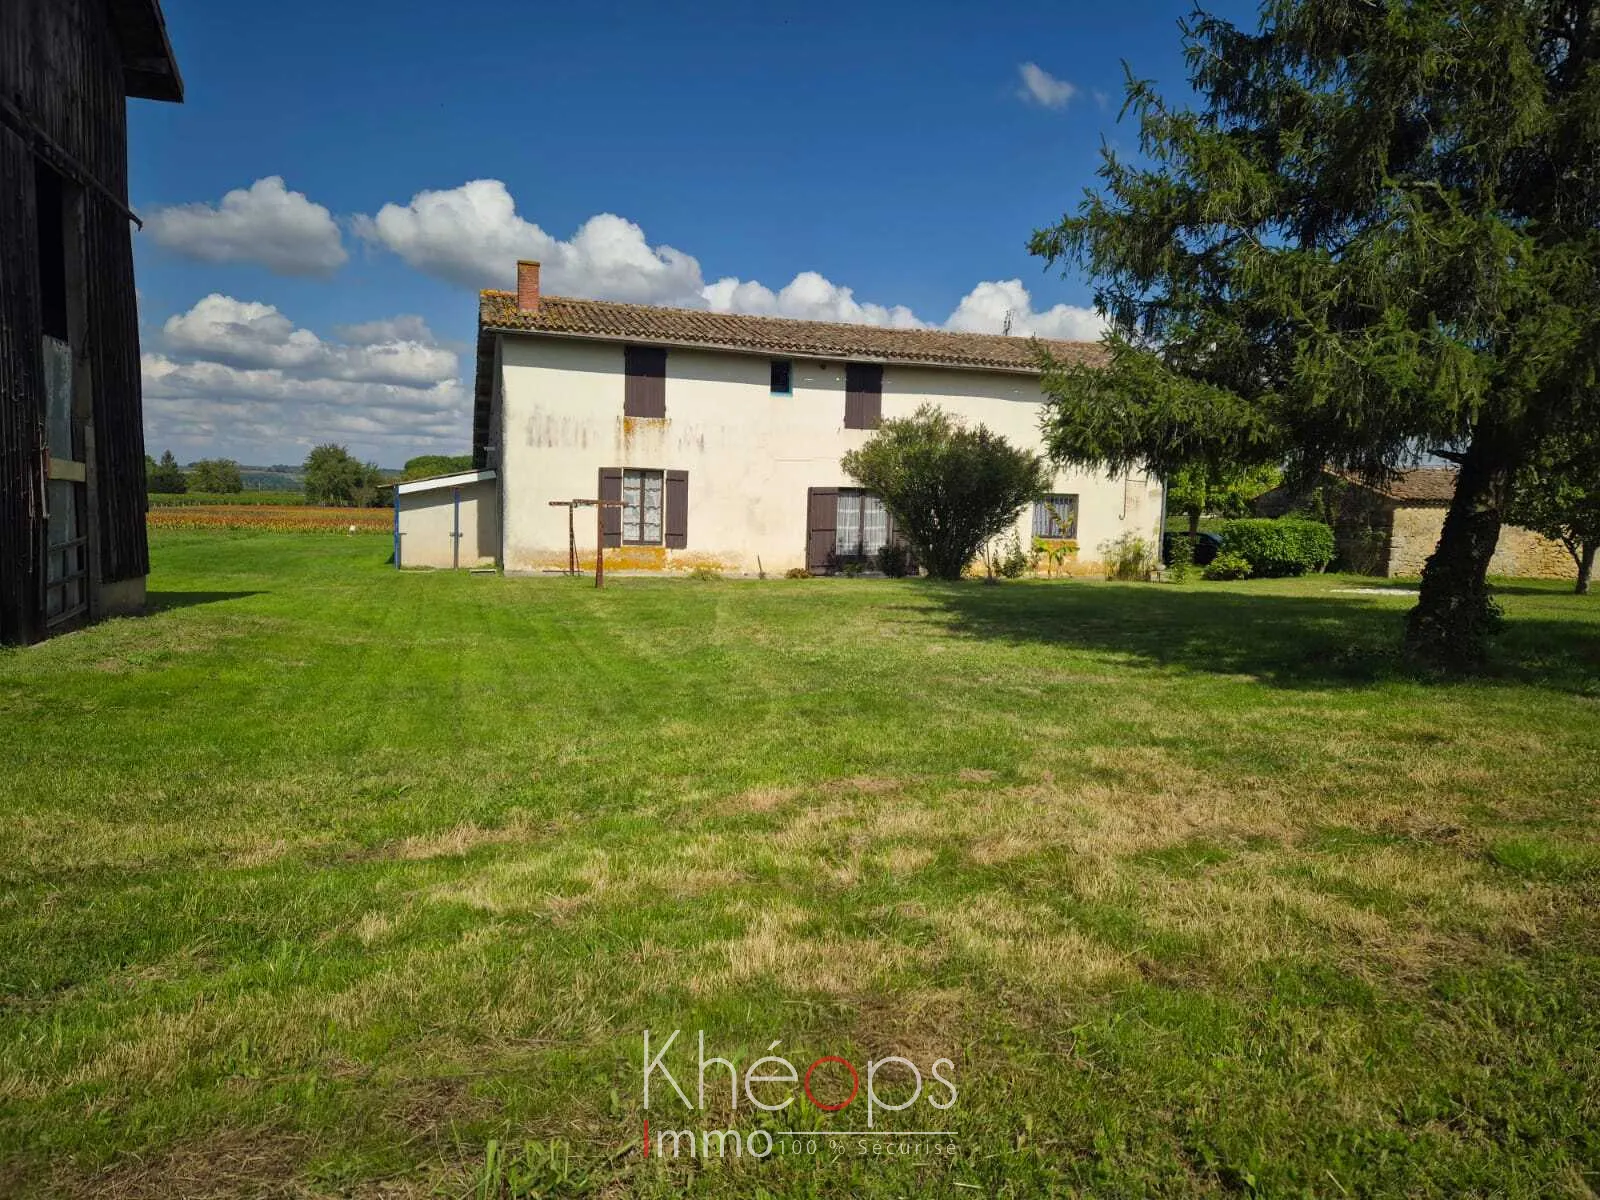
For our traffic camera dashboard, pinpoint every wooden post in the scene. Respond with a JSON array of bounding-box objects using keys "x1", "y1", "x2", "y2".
[{"x1": 550, "y1": 498, "x2": 619, "y2": 585}]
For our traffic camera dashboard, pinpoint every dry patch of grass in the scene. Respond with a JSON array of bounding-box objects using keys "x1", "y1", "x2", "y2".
[
  {"x1": 932, "y1": 894, "x2": 1134, "y2": 991},
  {"x1": 691, "y1": 903, "x2": 927, "y2": 998},
  {"x1": 79, "y1": 1129, "x2": 313, "y2": 1200}
]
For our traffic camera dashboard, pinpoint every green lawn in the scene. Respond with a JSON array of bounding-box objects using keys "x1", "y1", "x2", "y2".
[{"x1": 2, "y1": 532, "x2": 1597, "y2": 1198}]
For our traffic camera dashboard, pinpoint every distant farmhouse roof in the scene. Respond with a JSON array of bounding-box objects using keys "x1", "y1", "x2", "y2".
[
  {"x1": 1337, "y1": 467, "x2": 1460, "y2": 504},
  {"x1": 478, "y1": 290, "x2": 1104, "y2": 373},
  {"x1": 1254, "y1": 466, "x2": 1463, "y2": 520},
  {"x1": 473, "y1": 287, "x2": 1105, "y2": 463}
]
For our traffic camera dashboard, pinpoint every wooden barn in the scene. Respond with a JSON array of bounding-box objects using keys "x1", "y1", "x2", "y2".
[{"x1": 0, "y1": 0, "x2": 182, "y2": 644}]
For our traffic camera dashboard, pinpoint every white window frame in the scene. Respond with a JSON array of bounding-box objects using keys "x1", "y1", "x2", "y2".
[
  {"x1": 834, "y1": 488, "x2": 890, "y2": 559},
  {"x1": 622, "y1": 468, "x2": 665, "y2": 546}
]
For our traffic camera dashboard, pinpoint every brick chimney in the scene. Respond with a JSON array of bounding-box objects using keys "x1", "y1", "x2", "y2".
[{"x1": 516, "y1": 260, "x2": 541, "y2": 314}]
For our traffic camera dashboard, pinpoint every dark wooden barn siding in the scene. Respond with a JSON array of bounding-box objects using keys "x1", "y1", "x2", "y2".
[
  {"x1": 1, "y1": 0, "x2": 150, "y2": 642},
  {"x1": 0, "y1": 129, "x2": 45, "y2": 644}
]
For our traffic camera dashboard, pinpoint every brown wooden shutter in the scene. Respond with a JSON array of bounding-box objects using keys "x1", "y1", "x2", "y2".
[
  {"x1": 664, "y1": 470, "x2": 688, "y2": 548},
  {"x1": 598, "y1": 468, "x2": 622, "y2": 547},
  {"x1": 806, "y1": 488, "x2": 838, "y2": 572},
  {"x1": 844, "y1": 363, "x2": 882, "y2": 429},
  {"x1": 624, "y1": 346, "x2": 667, "y2": 418}
]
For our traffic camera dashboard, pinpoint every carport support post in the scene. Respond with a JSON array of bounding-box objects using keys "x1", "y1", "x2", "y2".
[{"x1": 451, "y1": 487, "x2": 461, "y2": 570}]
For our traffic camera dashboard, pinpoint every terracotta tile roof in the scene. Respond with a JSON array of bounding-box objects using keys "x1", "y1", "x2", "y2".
[
  {"x1": 478, "y1": 290, "x2": 1105, "y2": 373},
  {"x1": 1337, "y1": 467, "x2": 1460, "y2": 503}
]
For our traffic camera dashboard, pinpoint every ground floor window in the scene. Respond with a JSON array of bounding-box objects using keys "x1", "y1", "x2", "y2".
[
  {"x1": 622, "y1": 468, "x2": 664, "y2": 545},
  {"x1": 836, "y1": 489, "x2": 889, "y2": 559},
  {"x1": 1032, "y1": 494, "x2": 1079, "y2": 540}
]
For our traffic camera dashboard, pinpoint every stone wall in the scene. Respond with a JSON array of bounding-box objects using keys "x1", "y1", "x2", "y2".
[{"x1": 1386, "y1": 505, "x2": 1577, "y2": 579}]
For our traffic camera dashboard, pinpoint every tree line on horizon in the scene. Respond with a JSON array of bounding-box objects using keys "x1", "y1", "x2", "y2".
[{"x1": 144, "y1": 447, "x2": 473, "y2": 507}]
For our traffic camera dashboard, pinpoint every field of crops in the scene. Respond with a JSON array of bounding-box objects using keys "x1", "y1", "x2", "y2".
[{"x1": 146, "y1": 504, "x2": 392, "y2": 532}]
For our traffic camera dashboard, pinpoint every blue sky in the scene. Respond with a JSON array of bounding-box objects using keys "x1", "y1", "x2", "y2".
[{"x1": 131, "y1": 0, "x2": 1254, "y2": 468}]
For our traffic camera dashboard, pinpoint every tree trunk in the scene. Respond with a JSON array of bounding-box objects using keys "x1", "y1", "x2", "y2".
[
  {"x1": 1578, "y1": 542, "x2": 1595, "y2": 595},
  {"x1": 1404, "y1": 422, "x2": 1517, "y2": 667},
  {"x1": 1187, "y1": 509, "x2": 1201, "y2": 536}
]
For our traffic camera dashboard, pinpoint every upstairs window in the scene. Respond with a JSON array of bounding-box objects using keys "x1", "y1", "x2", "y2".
[
  {"x1": 1032, "y1": 494, "x2": 1079, "y2": 539},
  {"x1": 624, "y1": 345, "x2": 666, "y2": 418},
  {"x1": 770, "y1": 360, "x2": 792, "y2": 395},
  {"x1": 844, "y1": 363, "x2": 882, "y2": 429}
]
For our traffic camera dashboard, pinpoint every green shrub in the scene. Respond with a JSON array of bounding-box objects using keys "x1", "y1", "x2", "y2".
[
  {"x1": 1203, "y1": 550, "x2": 1253, "y2": 580},
  {"x1": 875, "y1": 543, "x2": 914, "y2": 577},
  {"x1": 1167, "y1": 532, "x2": 1196, "y2": 582},
  {"x1": 1100, "y1": 533, "x2": 1156, "y2": 581},
  {"x1": 685, "y1": 566, "x2": 723, "y2": 581},
  {"x1": 1219, "y1": 518, "x2": 1335, "y2": 577},
  {"x1": 1034, "y1": 536, "x2": 1078, "y2": 578},
  {"x1": 840, "y1": 404, "x2": 1050, "y2": 579},
  {"x1": 996, "y1": 531, "x2": 1035, "y2": 579}
]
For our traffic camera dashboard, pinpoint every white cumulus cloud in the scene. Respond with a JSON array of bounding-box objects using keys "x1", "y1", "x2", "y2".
[
  {"x1": 944, "y1": 279, "x2": 1104, "y2": 340},
  {"x1": 702, "y1": 272, "x2": 924, "y2": 328},
  {"x1": 353, "y1": 179, "x2": 704, "y2": 304},
  {"x1": 143, "y1": 296, "x2": 469, "y2": 465},
  {"x1": 353, "y1": 178, "x2": 1101, "y2": 340},
  {"x1": 1017, "y1": 62, "x2": 1076, "y2": 109},
  {"x1": 333, "y1": 315, "x2": 436, "y2": 345},
  {"x1": 144, "y1": 177, "x2": 348, "y2": 277},
  {"x1": 162, "y1": 294, "x2": 457, "y2": 388}
]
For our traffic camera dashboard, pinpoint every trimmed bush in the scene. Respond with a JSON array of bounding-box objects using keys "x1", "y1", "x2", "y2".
[
  {"x1": 1202, "y1": 550, "x2": 1253, "y2": 580},
  {"x1": 1219, "y1": 518, "x2": 1334, "y2": 577},
  {"x1": 875, "y1": 543, "x2": 914, "y2": 577}
]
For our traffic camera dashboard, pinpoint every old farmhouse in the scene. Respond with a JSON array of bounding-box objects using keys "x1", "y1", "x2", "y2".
[
  {"x1": 397, "y1": 261, "x2": 1163, "y2": 575},
  {"x1": 0, "y1": 0, "x2": 182, "y2": 643}
]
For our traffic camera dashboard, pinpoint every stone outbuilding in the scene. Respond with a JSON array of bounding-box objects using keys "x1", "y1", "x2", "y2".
[{"x1": 1256, "y1": 467, "x2": 1576, "y2": 580}]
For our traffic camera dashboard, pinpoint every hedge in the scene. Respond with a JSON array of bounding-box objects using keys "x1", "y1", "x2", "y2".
[{"x1": 1219, "y1": 518, "x2": 1335, "y2": 577}]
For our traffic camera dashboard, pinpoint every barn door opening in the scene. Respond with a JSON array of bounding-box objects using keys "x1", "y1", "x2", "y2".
[{"x1": 37, "y1": 163, "x2": 91, "y2": 630}]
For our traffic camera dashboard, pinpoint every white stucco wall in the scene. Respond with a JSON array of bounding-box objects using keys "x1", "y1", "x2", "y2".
[
  {"x1": 494, "y1": 334, "x2": 1162, "y2": 575},
  {"x1": 397, "y1": 479, "x2": 499, "y2": 569}
]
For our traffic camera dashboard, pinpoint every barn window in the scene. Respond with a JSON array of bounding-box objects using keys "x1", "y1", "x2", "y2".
[
  {"x1": 835, "y1": 489, "x2": 889, "y2": 559},
  {"x1": 35, "y1": 165, "x2": 70, "y2": 343},
  {"x1": 770, "y1": 360, "x2": 792, "y2": 395},
  {"x1": 622, "y1": 468, "x2": 664, "y2": 545},
  {"x1": 1032, "y1": 494, "x2": 1079, "y2": 539}
]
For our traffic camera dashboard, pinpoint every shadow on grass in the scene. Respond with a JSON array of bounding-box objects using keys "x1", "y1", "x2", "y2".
[
  {"x1": 145, "y1": 590, "x2": 265, "y2": 613},
  {"x1": 898, "y1": 582, "x2": 1600, "y2": 694}
]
